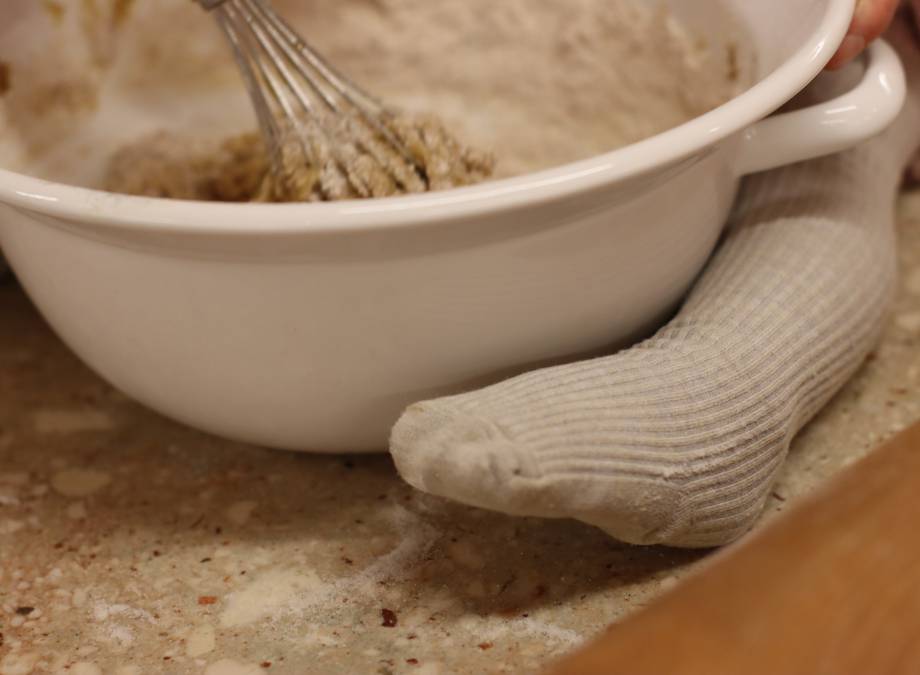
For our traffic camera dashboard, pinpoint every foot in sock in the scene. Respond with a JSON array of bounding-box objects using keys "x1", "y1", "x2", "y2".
[{"x1": 390, "y1": 22, "x2": 920, "y2": 548}]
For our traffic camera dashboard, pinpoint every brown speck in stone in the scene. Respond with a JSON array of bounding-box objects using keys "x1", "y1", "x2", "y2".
[
  {"x1": 0, "y1": 61, "x2": 10, "y2": 96},
  {"x1": 15, "y1": 607, "x2": 34, "y2": 616},
  {"x1": 54, "y1": 542, "x2": 64, "y2": 549},
  {"x1": 152, "y1": 550, "x2": 161, "y2": 557},
  {"x1": 112, "y1": 0, "x2": 133, "y2": 25},
  {"x1": 535, "y1": 585, "x2": 547, "y2": 598},
  {"x1": 522, "y1": 613, "x2": 529, "y2": 618},
  {"x1": 215, "y1": 526, "x2": 223, "y2": 535},
  {"x1": 200, "y1": 558, "x2": 212, "y2": 563},
  {"x1": 343, "y1": 557, "x2": 353, "y2": 565},
  {"x1": 406, "y1": 659, "x2": 419, "y2": 665},
  {"x1": 407, "y1": 634, "x2": 417, "y2": 640},
  {"x1": 260, "y1": 662, "x2": 272, "y2": 669},
  {"x1": 377, "y1": 494, "x2": 386, "y2": 501},
  {"x1": 343, "y1": 460, "x2": 355, "y2": 469},
  {"x1": 478, "y1": 642, "x2": 493, "y2": 650},
  {"x1": 163, "y1": 656, "x2": 171, "y2": 661},
  {"x1": 240, "y1": 570, "x2": 247, "y2": 575},
  {"x1": 381, "y1": 608, "x2": 398, "y2": 627},
  {"x1": 772, "y1": 491, "x2": 787, "y2": 502},
  {"x1": 354, "y1": 519, "x2": 364, "y2": 525},
  {"x1": 0, "y1": 631, "x2": 3, "y2": 646},
  {"x1": 198, "y1": 596, "x2": 218, "y2": 605}
]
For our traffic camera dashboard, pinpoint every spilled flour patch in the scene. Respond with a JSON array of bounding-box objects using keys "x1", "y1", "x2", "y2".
[
  {"x1": 91, "y1": 600, "x2": 157, "y2": 647},
  {"x1": 220, "y1": 504, "x2": 439, "y2": 630},
  {"x1": 220, "y1": 568, "x2": 325, "y2": 628},
  {"x1": 496, "y1": 616, "x2": 583, "y2": 649}
]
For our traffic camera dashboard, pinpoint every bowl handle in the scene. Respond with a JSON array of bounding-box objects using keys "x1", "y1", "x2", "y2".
[{"x1": 736, "y1": 40, "x2": 906, "y2": 176}]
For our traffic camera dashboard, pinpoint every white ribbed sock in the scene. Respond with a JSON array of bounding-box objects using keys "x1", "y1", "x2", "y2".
[{"x1": 391, "y1": 25, "x2": 920, "y2": 548}]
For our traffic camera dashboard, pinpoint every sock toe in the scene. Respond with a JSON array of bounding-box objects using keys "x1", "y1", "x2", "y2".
[{"x1": 390, "y1": 400, "x2": 544, "y2": 514}]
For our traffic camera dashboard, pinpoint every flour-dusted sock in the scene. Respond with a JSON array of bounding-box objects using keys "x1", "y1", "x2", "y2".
[{"x1": 391, "y1": 28, "x2": 920, "y2": 548}]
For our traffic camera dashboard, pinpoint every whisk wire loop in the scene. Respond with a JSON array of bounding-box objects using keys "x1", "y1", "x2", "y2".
[{"x1": 201, "y1": 0, "x2": 427, "y2": 197}]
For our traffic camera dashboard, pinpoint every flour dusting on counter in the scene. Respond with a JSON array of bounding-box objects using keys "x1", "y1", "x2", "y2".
[{"x1": 2, "y1": 221, "x2": 920, "y2": 671}]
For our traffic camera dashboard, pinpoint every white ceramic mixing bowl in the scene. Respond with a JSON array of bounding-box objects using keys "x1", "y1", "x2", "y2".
[{"x1": 0, "y1": 0, "x2": 906, "y2": 452}]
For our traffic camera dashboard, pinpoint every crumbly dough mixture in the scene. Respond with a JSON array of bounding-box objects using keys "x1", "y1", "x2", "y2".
[
  {"x1": 104, "y1": 131, "x2": 268, "y2": 202},
  {"x1": 263, "y1": 112, "x2": 494, "y2": 201},
  {"x1": 105, "y1": 111, "x2": 494, "y2": 202}
]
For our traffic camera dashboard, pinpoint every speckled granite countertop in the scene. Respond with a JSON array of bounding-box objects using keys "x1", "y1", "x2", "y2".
[{"x1": 1, "y1": 191, "x2": 919, "y2": 675}]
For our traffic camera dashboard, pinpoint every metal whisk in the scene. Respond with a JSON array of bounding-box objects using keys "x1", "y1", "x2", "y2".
[{"x1": 195, "y1": 0, "x2": 430, "y2": 199}]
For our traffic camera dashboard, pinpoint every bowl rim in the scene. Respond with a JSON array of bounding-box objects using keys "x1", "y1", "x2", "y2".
[{"x1": 0, "y1": 0, "x2": 855, "y2": 236}]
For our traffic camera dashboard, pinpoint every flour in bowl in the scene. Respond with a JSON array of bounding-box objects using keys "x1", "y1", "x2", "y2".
[{"x1": 0, "y1": 0, "x2": 748, "y2": 202}]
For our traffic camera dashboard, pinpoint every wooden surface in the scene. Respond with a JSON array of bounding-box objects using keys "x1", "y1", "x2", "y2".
[{"x1": 546, "y1": 419, "x2": 920, "y2": 675}]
